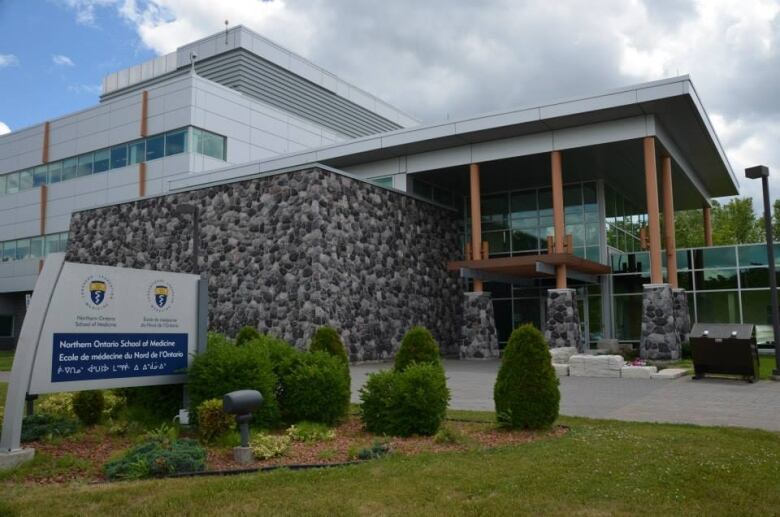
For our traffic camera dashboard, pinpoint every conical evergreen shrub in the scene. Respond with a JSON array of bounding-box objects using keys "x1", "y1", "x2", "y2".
[
  {"x1": 394, "y1": 326, "x2": 441, "y2": 371},
  {"x1": 309, "y1": 326, "x2": 349, "y2": 364},
  {"x1": 493, "y1": 324, "x2": 560, "y2": 429},
  {"x1": 235, "y1": 326, "x2": 260, "y2": 347}
]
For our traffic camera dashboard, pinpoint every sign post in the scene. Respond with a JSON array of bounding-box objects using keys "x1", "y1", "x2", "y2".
[{"x1": 0, "y1": 254, "x2": 205, "y2": 469}]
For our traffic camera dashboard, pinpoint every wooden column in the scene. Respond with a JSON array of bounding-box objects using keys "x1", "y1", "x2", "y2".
[
  {"x1": 643, "y1": 137, "x2": 663, "y2": 284},
  {"x1": 138, "y1": 162, "x2": 146, "y2": 198},
  {"x1": 661, "y1": 156, "x2": 678, "y2": 288},
  {"x1": 41, "y1": 121, "x2": 50, "y2": 164},
  {"x1": 551, "y1": 151, "x2": 567, "y2": 288},
  {"x1": 703, "y1": 206, "x2": 713, "y2": 246},
  {"x1": 469, "y1": 163, "x2": 483, "y2": 293},
  {"x1": 140, "y1": 90, "x2": 149, "y2": 138}
]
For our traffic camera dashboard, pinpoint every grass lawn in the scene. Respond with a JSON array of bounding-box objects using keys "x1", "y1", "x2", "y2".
[
  {"x1": 2, "y1": 410, "x2": 780, "y2": 516},
  {"x1": 669, "y1": 355, "x2": 776, "y2": 380},
  {"x1": 0, "y1": 350, "x2": 13, "y2": 371}
]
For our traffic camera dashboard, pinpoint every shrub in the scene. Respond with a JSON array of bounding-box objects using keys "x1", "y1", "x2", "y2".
[
  {"x1": 37, "y1": 393, "x2": 75, "y2": 418},
  {"x1": 196, "y1": 399, "x2": 234, "y2": 443},
  {"x1": 278, "y1": 351, "x2": 350, "y2": 425},
  {"x1": 494, "y1": 324, "x2": 560, "y2": 429},
  {"x1": 119, "y1": 384, "x2": 182, "y2": 425},
  {"x1": 286, "y1": 421, "x2": 335, "y2": 442},
  {"x1": 21, "y1": 414, "x2": 78, "y2": 442},
  {"x1": 433, "y1": 424, "x2": 467, "y2": 445},
  {"x1": 359, "y1": 363, "x2": 449, "y2": 437},
  {"x1": 394, "y1": 326, "x2": 441, "y2": 371},
  {"x1": 207, "y1": 331, "x2": 234, "y2": 348},
  {"x1": 235, "y1": 326, "x2": 261, "y2": 347},
  {"x1": 72, "y1": 390, "x2": 105, "y2": 426},
  {"x1": 251, "y1": 334, "x2": 300, "y2": 379},
  {"x1": 309, "y1": 326, "x2": 349, "y2": 364},
  {"x1": 352, "y1": 441, "x2": 391, "y2": 460},
  {"x1": 103, "y1": 437, "x2": 206, "y2": 480},
  {"x1": 188, "y1": 339, "x2": 280, "y2": 428},
  {"x1": 251, "y1": 434, "x2": 291, "y2": 460},
  {"x1": 103, "y1": 391, "x2": 127, "y2": 421}
]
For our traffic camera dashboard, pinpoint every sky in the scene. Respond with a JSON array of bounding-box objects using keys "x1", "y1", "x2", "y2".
[{"x1": 0, "y1": 0, "x2": 779, "y2": 210}]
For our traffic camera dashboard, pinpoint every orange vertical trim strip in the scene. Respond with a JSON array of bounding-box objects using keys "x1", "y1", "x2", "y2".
[
  {"x1": 140, "y1": 90, "x2": 149, "y2": 138},
  {"x1": 643, "y1": 137, "x2": 663, "y2": 284},
  {"x1": 40, "y1": 185, "x2": 48, "y2": 236},
  {"x1": 139, "y1": 162, "x2": 146, "y2": 197},
  {"x1": 42, "y1": 121, "x2": 50, "y2": 164},
  {"x1": 551, "y1": 151, "x2": 567, "y2": 288},
  {"x1": 469, "y1": 163, "x2": 483, "y2": 292},
  {"x1": 703, "y1": 206, "x2": 713, "y2": 247}
]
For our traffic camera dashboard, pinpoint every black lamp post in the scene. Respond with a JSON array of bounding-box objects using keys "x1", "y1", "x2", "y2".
[
  {"x1": 176, "y1": 204, "x2": 200, "y2": 275},
  {"x1": 745, "y1": 165, "x2": 780, "y2": 380}
]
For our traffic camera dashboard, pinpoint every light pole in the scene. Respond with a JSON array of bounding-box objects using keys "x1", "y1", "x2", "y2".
[
  {"x1": 175, "y1": 204, "x2": 200, "y2": 275},
  {"x1": 745, "y1": 165, "x2": 780, "y2": 380}
]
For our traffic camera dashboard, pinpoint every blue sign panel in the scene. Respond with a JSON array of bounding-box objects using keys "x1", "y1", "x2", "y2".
[{"x1": 51, "y1": 333, "x2": 188, "y2": 382}]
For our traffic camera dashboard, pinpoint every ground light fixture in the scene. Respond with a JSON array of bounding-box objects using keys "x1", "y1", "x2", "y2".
[
  {"x1": 175, "y1": 203, "x2": 200, "y2": 275},
  {"x1": 745, "y1": 165, "x2": 780, "y2": 380},
  {"x1": 223, "y1": 390, "x2": 263, "y2": 464}
]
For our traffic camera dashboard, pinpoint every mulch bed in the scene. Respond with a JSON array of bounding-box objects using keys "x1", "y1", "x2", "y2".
[{"x1": 9, "y1": 417, "x2": 567, "y2": 485}]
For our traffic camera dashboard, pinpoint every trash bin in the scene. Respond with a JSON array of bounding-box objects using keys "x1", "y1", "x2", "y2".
[{"x1": 689, "y1": 323, "x2": 760, "y2": 382}]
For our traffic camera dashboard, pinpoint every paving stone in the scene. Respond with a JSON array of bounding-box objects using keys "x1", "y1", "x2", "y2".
[
  {"x1": 621, "y1": 365, "x2": 658, "y2": 379},
  {"x1": 552, "y1": 363, "x2": 569, "y2": 377}
]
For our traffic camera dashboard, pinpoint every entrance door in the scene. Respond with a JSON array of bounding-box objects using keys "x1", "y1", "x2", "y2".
[{"x1": 513, "y1": 298, "x2": 542, "y2": 332}]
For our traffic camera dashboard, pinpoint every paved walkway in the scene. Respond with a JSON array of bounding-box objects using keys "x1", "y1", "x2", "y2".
[{"x1": 351, "y1": 360, "x2": 780, "y2": 432}]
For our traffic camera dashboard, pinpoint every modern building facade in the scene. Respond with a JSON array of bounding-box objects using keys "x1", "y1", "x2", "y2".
[{"x1": 2, "y1": 26, "x2": 766, "y2": 361}]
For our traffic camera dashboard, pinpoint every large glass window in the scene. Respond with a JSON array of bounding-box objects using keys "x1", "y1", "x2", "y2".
[
  {"x1": 614, "y1": 295, "x2": 642, "y2": 340},
  {"x1": 202, "y1": 131, "x2": 225, "y2": 160},
  {"x1": 93, "y1": 149, "x2": 110, "y2": 173},
  {"x1": 77, "y1": 153, "x2": 93, "y2": 177},
  {"x1": 145, "y1": 134, "x2": 165, "y2": 161},
  {"x1": 15, "y1": 238, "x2": 30, "y2": 260},
  {"x1": 33, "y1": 165, "x2": 47, "y2": 187},
  {"x1": 30, "y1": 236, "x2": 43, "y2": 258},
  {"x1": 128, "y1": 140, "x2": 145, "y2": 165},
  {"x1": 693, "y1": 247, "x2": 736, "y2": 269},
  {"x1": 482, "y1": 194, "x2": 509, "y2": 231},
  {"x1": 0, "y1": 315, "x2": 13, "y2": 337},
  {"x1": 62, "y1": 157, "x2": 78, "y2": 181},
  {"x1": 110, "y1": 144, "x2": 128, "y2": 169},
  {"x1": 695, "y1": 269, "x2": 738, "y2": 290},
  {"x1": 165, "y1": 129, "x2": 188, "y2": 156},
  {"x1": 1, "y1": 241, "x2": 15, "y2": 262},
  {"x1": 19, "y1": 169, "x2": 33, "y2": 191},
  {"x1": 370, "y1": 176, "x2": 393, "y2": 188},
  {"x1": 47, "y1": 161, "x2": 62, "y2": 184},
  {"x1": 738, "y1": 244, "x2": 780, "y2": 267},
  {"x1": 696, "y1": 291, "x2": 739, "y2": 323}
]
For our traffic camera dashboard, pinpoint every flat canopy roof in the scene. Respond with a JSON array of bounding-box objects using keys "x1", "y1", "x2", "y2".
[
  {"x1": 170, "y1": 76, "x2": 738, "y2": 202},
  {"x1": 447, "y1": 254, "x2": 611, "y2": 280}
]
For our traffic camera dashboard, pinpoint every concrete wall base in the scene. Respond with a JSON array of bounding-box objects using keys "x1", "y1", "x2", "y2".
[{"x1": 0, "y1": 448, "x2": 35, "y2": 470}]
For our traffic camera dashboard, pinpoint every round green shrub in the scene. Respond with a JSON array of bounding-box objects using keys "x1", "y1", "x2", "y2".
[
  {"x1": 251, "y1": 334, "x2": 300, "y2": 378},
  {"x1": 493, "y1": 324, "x2": 560, "y2": 429},
  {"x1": 196, "y1": 398, "x2": 234, "y2": 443},
  {"x1": 21, "y1": 414, "x2": 78, "y2": 442},
  {"x1": 103, "y1": 437, "x2": 206, "y2": 480},
  {"x1": 309, "y1": 326, "x2": 349, "y2": 364},
  {"x1": 359, "y1": 363, "x2": 450, "y2": 437},
  {"x1": 37, "y1": 393, "x2": 75, "y2": 418},
  {"x1": 188, "y1": 339, "x2": 280, "y2": 428},
  {"x1": 278, "y1": 351, "x2": 350, "y2": 425},
  {"x1": 235, "y1": 326, "x2": 261, "y2": 347},
  {"x1": 72, "y1": 390, "x2": 105, "y2": 426},
  {"x1": 118, "y1": 384, "x2": 182, "y2": 425},
  {"x1": 394, "y1": 326, "x2": 441, "y2": 371}
]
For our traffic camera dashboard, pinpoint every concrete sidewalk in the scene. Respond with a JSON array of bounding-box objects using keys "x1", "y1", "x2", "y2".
[{"x1": 351, "y1": 359, "x2": 780, "y2": 432}]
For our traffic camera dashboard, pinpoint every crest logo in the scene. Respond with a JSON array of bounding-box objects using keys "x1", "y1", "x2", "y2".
[
  {"x1": 154, "y1": 285, "x2": 169, "y2": 308},
  {"x1": 148, "y1": 280, "x2": 175, "y2": 312},
  {"x1": 81, "y1": 275, "x2": 113, "y2": 310}
]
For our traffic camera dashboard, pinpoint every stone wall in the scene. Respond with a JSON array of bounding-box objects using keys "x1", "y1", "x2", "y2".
[
  {"x1": 460, "y1": 292, "x2": 499, "y2": 359},
  {"x1": 640, "y1": 283, "x2": 680, "y2": 360},
  {"x1": 66, "y1": 167, "x2": 464, "y2": 361},
  {"x1": 544, "y1": 288, "x2": 583, "y2": 351}
]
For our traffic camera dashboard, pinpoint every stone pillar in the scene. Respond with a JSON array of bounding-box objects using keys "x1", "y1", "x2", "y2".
[
  {"x1": 544, "y1": 288, "x2": 583, "y2": 351},
  {"x1": 460, "y1": 292, "x2": 499, "y2": 359},
  {"x1": 672, "y1": 288, "x2": 691, "y2": 345},
  {"x1": 640, "y1": 284, "x2": 680, "y2": 360}
]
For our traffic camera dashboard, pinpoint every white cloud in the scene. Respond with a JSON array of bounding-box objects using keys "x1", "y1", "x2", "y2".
[
  {"x1": 52, "y1": 54, "x2": 75, "y2": 67},
  {"x1": 0, "y1": 54, "x2": 19, "y2": 68},
  {"x1": 60, "y1": 0, "x2": 117, "y2": 25},
  {"x1": 0, "y1": 122, "x2": 10, "y2": 135}
]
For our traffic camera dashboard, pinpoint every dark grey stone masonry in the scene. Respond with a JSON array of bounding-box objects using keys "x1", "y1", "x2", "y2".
[
  {"x1": 66, "y1": 167, "x2": 464, "y2": 362},
  {"x1": 545, "y1": 288, "x2": 583, "y2": 351},
  {"x1": 460, "y1": 292, "x2": 499, "y2": 359},
  {"x1": 640, "y1": 283, "x2": 680, "y2": 360},
  {"x1": 673, "y1": 288, "x2": 691, "y2": 345}
]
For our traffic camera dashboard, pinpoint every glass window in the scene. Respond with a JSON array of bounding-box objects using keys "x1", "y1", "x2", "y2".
[
  {"x1": 513, "y1": 298, "x2": 542, "y2": 334},
  {"x1": 741, "y1": 290, "x2": 773, "y2": 344},
  {"x1": 30, "y1": 237, "x2": 43, "y2": 258},
  {"x1": 202, "y1": 131, "x2": 225, "y2": 160},
  {"x1": 62, "y1": 157, "x2": 78, "y2": 180},
  {"x1": 33, "y1": 165, "x2": 47, "y2": 187},
  {"x1": 0, "y1": 315, "x2": 13, "y2": 337},
  {"x1": 738, "y1": 244, "x2": 780, "y2": 267},
  {"x1": 695, "y1": 269, "x2": 738, "y2": 290},
  {"x1": 538, "y1": 188, "x2": 553, "y2": 216},
  {"x1": 191, "y1": 127, "x2": 204, "y2": 154},
  {"x1": 583, "y1": 182, "x2": 597, "y2": 211},
  {"x1": 614, "y1": 295, "x2": 642, "y2": 340},
  {"x1": 93, "y1": 149, "x2": 110, "y2": 173},
  {"x1": 511, "y1": 190, "x2": 538, "y2": 221},
  {"x1": 493, "y1": 299, "x2": 513, "y2": 345},
  {"x1": 45, "y1": 234, "x2": 61, "y2": 255},
  {"x1": 15, "y1": 238, "x2": 30, "y2": 260},
  {"x1": 60, "y1": 232, "x2": 69, "y2": 251},
  {"x1": 481, "y1": 194, "x2": 508, "y2": 230},
  {"x1": 2, "y1": 241, "x2": 16, "y2": 262},
  {"x1": 77, "y1": 153, "x2": 93, "y2": 177},
  {"x1": 412, "y1": 180, "x2": 432, "y2": 199},
  {"x1": 512, "y1": 228, "x2": 539, "y2": 253},
  {"x1": 145, "y1": 134, "x2": 165, "y2": 161},
  {"x1": 370, "y1": 176, "x2": 393, "y2": 188},
  {"x1": 485, "y1": 231, "x2": 510, "y2": 256},
  {"x1": 613, "y1": 274, "x2": 648, "y2": 294},
  {"x1": 696, "y1": 291, "x2": 739, "y2": 323},
  {"x1": 47, "y1": 161, "x2": 62, "y2": 184},
  {"x1": 678, "y1": 271, "x2": 693, "y2": 291},
  {"x1": 111, "y1": 144, "x2": 128, "y2": 169},
  {"x1": 19, "y1": 169, "x2": 33, "y2": 190},
  {"x1": 128, "y1": 140, "x2": 145, "y2": 165},
  {"x1": 6, "y1": 172, "x2": 19, "y2": 193},
  {"x1": 0, "y1": 174, "x2": 5, "y2": 195},
  {"x1": 432, "y1": 187, "x2": 452, "y2": 206},
  {"x1": 484, "y1": 282, "x2": 511, "y2": 298},
  {"x1": 165, "y1": 129, "x2": 188, "y2": 156},
  {"x1": 740, "y1": 268, "x2": 780, "y2": 289},
  {"x1": 693, "y1": 246, "x2": 737, "y2": 269}
]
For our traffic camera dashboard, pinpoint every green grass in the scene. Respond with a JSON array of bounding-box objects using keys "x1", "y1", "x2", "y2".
[
  {"x1": 668, "y1": 355, "x2": 776, "y2": 380},
  {"x1": 2, "y1": 412, "x2": 780, "y2": 516},
  {"x1": 0, "y1": 381, "x2": 7, "y2": 415},
  {"x1": 0, "y1": 350, "x2": 13, "y2": 371}
]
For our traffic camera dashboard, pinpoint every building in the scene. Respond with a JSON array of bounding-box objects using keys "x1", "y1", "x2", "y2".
[{"x1": 2, "y1": 26, "x2": 769, "y2": 361}]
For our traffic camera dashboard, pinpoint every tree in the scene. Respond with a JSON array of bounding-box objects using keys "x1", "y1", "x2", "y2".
[{"x1": 674, "y1": 198, "x2": 763, "y2": 248}]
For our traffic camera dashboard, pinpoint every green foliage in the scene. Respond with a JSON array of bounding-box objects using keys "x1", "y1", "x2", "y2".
[
  {"x1": 102, "y1": 391, "x2": 126, "y2": 421},
  {"x1": 119, "y1": 384, "x2": 182, "y2": 425},
  {"x1": 286, "y1": 421, "x2": 335, "y2": 442},
  {"x1": 278, "y1": 351, "x2": 350, "y2": 425},
  {"x1": 37, "y1": 393, "x2": 75, "y2": 418},
  {"x1": 675, "y1": 198, "x2": 764, "y2": 248},
  {"x1": 21, "y1": 414, "x2": 78, "y2": 442},
  {"x1": 250, "y1": 334, "x2": 299, "y2": 379},
  {"x1": 356, "y1": 441, "x2": 391, "y2": 460},
  {"x1": 250, "y1": 433, "x2": 291, "y2": 460},
  {"x1": 359, "y1": 363, "x2": 449, "y2": 437},
  {"x1": 494, "y1": 324, "x2": 560, "y2": 429},
  {"x1": 71, "y1": 390, "x2": 105, "y2": 426},
  {"x1": 433, "y1": 425, "x2": 468, "y2": 445},
  {"x1": 196, "y1": 399, "x2": 234, "y2": 443},
  {"x1": 207, "y1": 331, "x2": 234, "y2": 348},
  {"x1": 188, "y1": 339, "x2": 280, "y2": 428},
  {"x1": 103, "y1": 436, "x2": 206, "y2": 480},
  {"x1": 235, "y1": 326, "x2": 261, "y2": 347},
  {"x1": 309, "y1": 326, "x2": 349, "y2": 364},
  {"x1": 394, "y1": 326, "x2": 441, "y2": 371}
]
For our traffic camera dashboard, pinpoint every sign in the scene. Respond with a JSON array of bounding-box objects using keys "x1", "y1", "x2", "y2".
[{"x1": 1, "y1": 254, "x2": 207, "y2": 458}]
